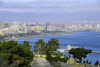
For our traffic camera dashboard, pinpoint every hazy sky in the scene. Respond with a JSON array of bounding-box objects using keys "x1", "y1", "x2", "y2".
[{"x1": 0, "y1": 0, "x2": 100, "y2": 23}]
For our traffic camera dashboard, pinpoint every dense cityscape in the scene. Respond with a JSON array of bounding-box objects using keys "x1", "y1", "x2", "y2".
[{"x1": 0, "y1": 21, "x2": 100, "y2": 40}]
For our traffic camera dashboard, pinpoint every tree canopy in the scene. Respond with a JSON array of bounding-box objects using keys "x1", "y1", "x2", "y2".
[
  {"x1": 0, "y1": 41, "x2": 33, "y2": 67},
  {"x1": 34, "y1": 38, "x2": 68, "y2": 67},
  {"x1": 69, "y1": 48, "x2": 92, "y2": 64},
  {"x1": 45, "y1": 38, "x2": 68, "y2": 67},
  {"x1": 94, "y1": 60, "x2": 99, "y2": 66},
  {"x1": 34, "y1": 39, "x2": 45, "y2": 54}
]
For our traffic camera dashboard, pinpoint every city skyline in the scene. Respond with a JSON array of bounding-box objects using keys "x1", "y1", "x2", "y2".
[{"x1": 0, "y1": 0, "x2": 100, "y2": 23}]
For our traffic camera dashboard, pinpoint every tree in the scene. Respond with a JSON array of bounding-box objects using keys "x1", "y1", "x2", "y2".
[
  {"x1": 45, "y1": 38, "x2": 59, "y2": 54},
  {"x1": 83, "y1": 60, "x2": 86, "y2": 64},
  {"x1": 86, "y1": 60, "x2": 89, "y2": 64},
  {"x1": 34, "y1": 39, "x2": 45, "y2": 54},
  {"x1": 88, "y1": 61, "x2": 91, "y2": 65},
  {"x1": 94, "y1": 60, "x2": 99, "y2": 66},
  {"x1": 45, "y1": 38, "x2": 68, "y2": 67},
  {"x1": 10, "y1": 62, "x2": 19, "y2": 67},
  {"x1": 0, "y1": 41, "x2": 33, "y2": 67},
  {"x1": 33, "y1": 38, "x2": 69, "y2": 67},
  {"x1": 0, "y1": 58, "x2": 9, "y2": 67},
  {"x1": 69, "y1": 48, "x2": 92, "y2": 64}
]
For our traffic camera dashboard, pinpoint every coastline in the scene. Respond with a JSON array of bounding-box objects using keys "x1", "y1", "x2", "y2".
[
  {"x1": 16, "y1": 32, "x2": 71, "y2": 40},
  {"x1": 0, "y1": 31, "x2": 72, "y2": 41},
  {"x1": 2, "y1": 31, "x2": 98, "y2": 41},
  {"x1": 1, "y1": 31, "x2": 99, "y2": 41}
]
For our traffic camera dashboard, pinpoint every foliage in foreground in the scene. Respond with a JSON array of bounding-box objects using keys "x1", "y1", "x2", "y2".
[
  {"x1": 34, "y1": 38, "x2": 69, "y2": 67},
  {"x1": 0, "y1": 41, "x2": 33, "y2": 67},
  {"x1": 94, "y1": 60, "x2": 99, "y2": 66},
  {"x1": 69, "y1": 48, "x2": 92, "y2": 64}
]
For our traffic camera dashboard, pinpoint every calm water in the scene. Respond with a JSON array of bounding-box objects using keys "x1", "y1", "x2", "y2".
[{"x1": 17, "y1": 31, "x2": 100, "y2": 65}]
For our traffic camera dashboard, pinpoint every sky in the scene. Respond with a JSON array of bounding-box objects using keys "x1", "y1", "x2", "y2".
[{"x1": 0, "y1": 0, "x2": 100, "y2": 23}]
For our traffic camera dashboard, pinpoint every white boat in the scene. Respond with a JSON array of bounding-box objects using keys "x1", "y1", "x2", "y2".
[{"x1": 58, "y1": 44, "x2": 79, "y2": 53}]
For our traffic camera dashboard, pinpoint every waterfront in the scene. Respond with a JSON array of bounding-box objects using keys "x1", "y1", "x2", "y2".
[{"x1": 17, "y1": 31, "x2": 100, "y2": 65}]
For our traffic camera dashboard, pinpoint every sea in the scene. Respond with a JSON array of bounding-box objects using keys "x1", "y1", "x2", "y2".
[{"x1": 17, "y1": 31, "x2": 100, "y2": 65}]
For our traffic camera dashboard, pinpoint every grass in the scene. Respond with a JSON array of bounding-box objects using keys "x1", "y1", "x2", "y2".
[
  {"x1": 68, "y1": 64, "x2": 85, "y2": 67},
  {"x1": 34, "y1": 55, "x2": 65, "y2": 58},
  {"x1": 34, "y1": 55, "x2": 46, "y2": 58}
]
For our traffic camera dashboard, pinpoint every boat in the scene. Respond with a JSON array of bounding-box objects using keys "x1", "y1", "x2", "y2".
[{"x1": 58, "y1": 44, "x2": 78, "y2": 53}]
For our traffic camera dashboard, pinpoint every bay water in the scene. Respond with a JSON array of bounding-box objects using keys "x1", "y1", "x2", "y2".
[{"x1": 17, "y1": 31, "x2": 100, "y2": 65}]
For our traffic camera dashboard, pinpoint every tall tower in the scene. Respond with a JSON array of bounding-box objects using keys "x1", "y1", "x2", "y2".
[{"x1": 45, "y1": 22, "x2": 50, "y2": 32}]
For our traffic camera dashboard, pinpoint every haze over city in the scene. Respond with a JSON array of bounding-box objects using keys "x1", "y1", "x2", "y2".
[{"x1": 0, "y1": 0, "x2": 100, "y2": 23}]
